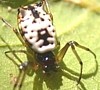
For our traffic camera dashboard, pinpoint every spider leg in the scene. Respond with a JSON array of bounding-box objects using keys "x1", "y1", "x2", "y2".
[
  {"x1": 56, "y1": 41, "x2": 70, "y2": 63},
  {"x1": 42, "y1": 0, "x2": 53, "y2": 20},
  {"x1": 5, "y1": 50, "x2": 38, "y2": 89},
  {"x1": 5, "y1": 49, "x2": 38, "y2": 68},
  {"x1": 0, "y1": 37, "x2": 38, "y2": 89},
  {"x1": 0, "y1": 16, "x2": 34, "y2": 53},
  {"x1": 5, "y1": 51, "x2": 22, "y2": 67},
  {"x1": 0, "y1": 17, "x2": 36, "y2": 56},
  {"x1": 56, "y1": 41, "x2": 96, "y2": 85},
  {"x1": 70, "y1": 43, "x2": 83, "y2": 85},
  {"x1": 0, "y1": 16, "x2": 25, "y2": 45},
  {"x1": 0, "y1": 36, "x2": 22, "y2": 66},
  {"x1": 13, "y1": 63, "x2": 27, "y2": 90},
  {"x1": 5, "y1": 50, "x2": 28, "y2": 89},
  {"x1": 73, "y1": 41, "x2": 96, "y2": 59}
]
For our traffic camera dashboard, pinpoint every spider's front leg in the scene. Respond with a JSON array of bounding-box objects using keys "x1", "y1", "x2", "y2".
[
  {"x1": 0, "y1": 37, "x2": 37, "y2": 90},
  {"x1": 56, "y1": 41, "x2": 96, "y2": 85},
  {"x1": 4, "y1": 49, "x2": 28, "y2": 89},
  {"x1": 4, "y1": 49, "x2": 28, "y2": 90},
  {"x1": 5, "y1": 50, "x2": 37, "y2": 90},
  {"x1": 0, "y1": 16, "x2": 29, "y2": 47},
  {"x1": 5, "y1": 50, "x2": 39, "y2": 90}
]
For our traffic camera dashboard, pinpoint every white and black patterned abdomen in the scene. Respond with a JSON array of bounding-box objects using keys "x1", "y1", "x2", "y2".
[{"x1": 18, "y1": 3, "x2": 56, "y2": 53}]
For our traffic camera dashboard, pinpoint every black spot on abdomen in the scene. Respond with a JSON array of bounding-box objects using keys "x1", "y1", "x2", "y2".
[
  {"x1": 37, "y1": 29, "x2": 52, "y2": 46},
  {"x1": 28, "y1": 5, "x2": 39, "y2": 18}
]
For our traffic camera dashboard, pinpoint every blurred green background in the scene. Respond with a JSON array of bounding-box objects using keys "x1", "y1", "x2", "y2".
[{"x1": 0, "y1": 0, "x2": 100, "y2": 90}]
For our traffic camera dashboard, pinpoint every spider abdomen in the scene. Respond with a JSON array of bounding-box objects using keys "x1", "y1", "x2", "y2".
[{"x1": 18, "y1": 4, "x2": 56, "y2": 53}]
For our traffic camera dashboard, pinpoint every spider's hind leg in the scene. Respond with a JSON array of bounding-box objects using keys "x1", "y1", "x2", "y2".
[{"x1": 56, "y1": 41, "x2": 96, "y2": 85}]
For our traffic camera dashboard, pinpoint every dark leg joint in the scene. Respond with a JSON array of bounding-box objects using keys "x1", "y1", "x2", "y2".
[
  {"x1": 13, "y1": 84, "x2": 17, "y2": 90},
  {"x1": 19, "y1": 84, "x2": 22, "y2": 89},
  {"x1": 80, "y1": 61, "x2": 83, "y2": 66}
]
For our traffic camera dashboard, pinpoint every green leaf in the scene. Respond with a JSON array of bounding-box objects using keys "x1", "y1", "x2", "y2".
[{"x1": 0, "y1": 0, "x2": 100, "y2": 90}]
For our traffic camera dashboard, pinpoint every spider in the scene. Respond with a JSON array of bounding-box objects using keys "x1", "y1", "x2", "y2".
[{"x1": 0, "y1": 0, "x2": 96, "y2": 89}]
